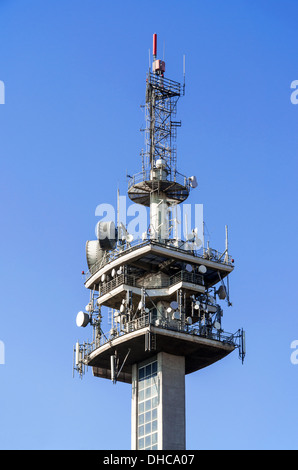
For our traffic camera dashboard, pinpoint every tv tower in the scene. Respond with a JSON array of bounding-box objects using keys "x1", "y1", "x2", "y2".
[{"x1": 74, "y1": 34, "x2": 245, "y2": 451}]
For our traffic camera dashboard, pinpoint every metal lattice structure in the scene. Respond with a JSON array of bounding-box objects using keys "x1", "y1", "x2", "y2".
[{"x1": 145, "y1": 72, "x2": 182, "y2": 174}]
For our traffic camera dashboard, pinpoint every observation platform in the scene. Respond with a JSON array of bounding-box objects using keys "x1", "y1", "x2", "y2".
[
  {"x1": 127, "y1": 170, "x2": 190, "y2": 206},
  {"x1": 85, "y1": 239, "x2": 234, "y2": 293},
  {"x1": 86, "y1": 316, "x2": 236, "y2": 384}
]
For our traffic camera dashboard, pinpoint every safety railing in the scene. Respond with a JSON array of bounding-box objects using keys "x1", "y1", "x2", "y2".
[
  {"x1": 98, "y1": 270, "x2": 204, "y2": 298},
  {"x1": 148, "y1": 72, "x2": 181, "y2": 96},
  {"x1": 86, "y1": 239, "x2": 234, "y2": 282},
  {"x1": 80, "y1": 313, "x2": 243, "y2": 362},
  {"x1": 127, "y1": 168, "x2": 189, "y2": 190}
]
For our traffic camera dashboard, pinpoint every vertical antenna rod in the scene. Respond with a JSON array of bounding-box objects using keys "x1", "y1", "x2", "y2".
[{"x1": 153, "y1": 33, "x2": 157, "y2": 59}]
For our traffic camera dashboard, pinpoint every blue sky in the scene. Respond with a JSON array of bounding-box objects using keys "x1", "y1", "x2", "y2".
[{"x1": 0, "y1": 0, "x2": 298, "y2": 450}]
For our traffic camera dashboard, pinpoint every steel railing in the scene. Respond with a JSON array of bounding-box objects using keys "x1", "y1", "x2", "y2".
[
  {"x1": 98, "y1": 270, "x2": 204, "y2": 298},
  {"x1": 80, "y1": 313, "x2": 242, "y2": 362},
  {"x1": 85, "y1": 239, "x2": 234, "y2": 282}
]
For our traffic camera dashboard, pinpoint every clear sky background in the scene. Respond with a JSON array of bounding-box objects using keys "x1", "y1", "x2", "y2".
[{"x1": 0, "y1": 0, "x2": 298, "y2": 450}]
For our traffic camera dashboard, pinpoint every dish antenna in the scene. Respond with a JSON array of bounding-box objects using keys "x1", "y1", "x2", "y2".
[
  {"x1": 117, "y1": 266, "x2": 123, "y2": 275},
  {"x1": 85, "y1": 303, "x2": 93, "y2": 312},
  {"x1": 185, "y1": 228, "x2": 202, "y2": 249},
  {"x1": 170, "y1": 301, "x2": 179, "y2": 310},
  {"x1": 189, "y1": 176, "x2": 198, "y2": 188},
  {"x1": 96, "y1": 221, "x2": 117, "y2": 250},
  {"x1": 76, "y1": 311, "x2": 90, "y2": 328},
  {"x1": 119, "y1": 222, "x2": 134, "y2": 244},
  {"x1": 172, "y1": 311, "x2": 180, "y2": 320},
  {"x1": 217, "y1": 285, "x2": 227, "y2": 300},
  {"x1": 86, "y1": 240, "x2": 103, "y2": 270},
  {"x1": 198, "y1": 265, "x2": 207, "y2": 274}
]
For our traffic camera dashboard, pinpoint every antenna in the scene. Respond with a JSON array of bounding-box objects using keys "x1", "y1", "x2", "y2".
[
  {"x1": 183, "y1": 54, "x2": 186, "y2": 95},
  {"x1": 110, "y1": 354, "x2": 116, "y2": 384},
  {"x1": 153, "y1": 33, "x2": 157, "y2": 59},
  {"x1": 117, "y1": 188, "x2": 120, "y2": 247},
  {"x1": 225, "y1": 224, "x2": 229, "y2": 263}
]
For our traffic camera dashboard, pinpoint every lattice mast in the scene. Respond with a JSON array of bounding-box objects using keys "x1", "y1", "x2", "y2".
[
  {"x1": 128, "y1": 34, "x2": 192, "y2": 241},
  {"x1": 145, "y1": 33, "x2": 182, "y2": 175}
]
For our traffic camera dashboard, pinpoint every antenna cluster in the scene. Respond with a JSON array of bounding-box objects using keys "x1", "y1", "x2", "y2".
[{"x1": 73, "y1": 34, "x2": 245, "y2": 394}]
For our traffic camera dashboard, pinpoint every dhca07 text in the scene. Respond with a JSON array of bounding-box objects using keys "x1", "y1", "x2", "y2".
[{"x1": 147, "y1": 454, "x2": 195, "y2": 465}]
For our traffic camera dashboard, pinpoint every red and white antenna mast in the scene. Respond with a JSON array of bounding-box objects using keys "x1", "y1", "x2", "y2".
[{"x1": 152, "y1": 33, "x2": 165, "y2": 76}]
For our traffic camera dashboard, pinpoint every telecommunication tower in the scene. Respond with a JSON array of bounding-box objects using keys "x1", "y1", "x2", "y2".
[{"x1": 73, "y1": 34, "x2": 245, "y2": 450}]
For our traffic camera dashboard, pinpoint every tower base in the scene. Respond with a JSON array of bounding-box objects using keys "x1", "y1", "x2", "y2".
[{"x1": 131, "y1": 352, "x2": 185, "y2": 450}]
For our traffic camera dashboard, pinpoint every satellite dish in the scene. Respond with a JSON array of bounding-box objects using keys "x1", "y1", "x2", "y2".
[
  {"x1": 193, "y1": 237, "x2": 202, "y2": 249},
  {"x1": 86, "y1": 240, "x2": 104, "y2": 270},
  {"x1": 198, "y1": 265, "x2": 207, "y2": 274},
  {"x1": 111, "y1": 268, "x2": 116, "y2": 278},
  {"x1": 145, "y1": 307, "x2": 150, "y2": 313},
  {"x1": 76, "y1": 311, "x2": 90, "y2": 328},
  {"x1": 217, "y1": 285, "x2": 227, "y2": 300},
  {"x1": 156, "y1": 159, "x2": 165, "y2": 169},
  {"x1": 194, "y1": 301, "x2": 200, "y2": 310},
  {"x1": 170, "y1": 301, "x2": 179, "y2": 310},
  {"x1": 85, "y1": 303, "x2": 93, "y2": 312},
  {"x1": 117, "y1": 266, "x2": 123, "y2": 275},
  {"x1": 214, "y1": 321, "x2": 221, "y2": 330},
  {"x1": 186, "y1": 316, "x2": 192, "y2": 325},
  {"x1": 114, "y1": 311, "x2": 121, "y2": 323},
  {"x1": 185, "y1": 264, "x2": 193, "y2": 272},
  {"x1": 101, "y1": 273, "x2": 106, "y2": 282},
  {"x1": 185, "y1": 227, "x2": 202, "y2": 249},
  {"x1": 96, "y1": 221, "x2": 117, "y2": 250},
  {"x1": 189, "y1": 176, "x2": 198, "y2": 188},
  {"x1": 172, "y1": 311, "x2": 180, "y2": 321},
  {"x1": 125, "y1": 233, "x2": 134, "y2": 243},
  {"x1": 167, "y1": 307, "x2": 172, "y2": 314},
  {"x1": 120, "y1": 304, "x2": 125, "y2": 313}
]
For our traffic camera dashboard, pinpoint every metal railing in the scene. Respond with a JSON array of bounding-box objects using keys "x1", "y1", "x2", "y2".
[
  {"x1": 79, "y1": 313, "x2": 243, "y2": 363},
  {"x1": 127, "y1": 168, "x2": 189, "y2": 190},
  {"x1": 86, "y1": 239, "x2": 234, "y2": 282},
  {"x1": 98, "y1": 270, "x2": 204, "y2": 298},
  {"x1": 148, "y1": 72, "x2": 181, "y2": 96}
]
